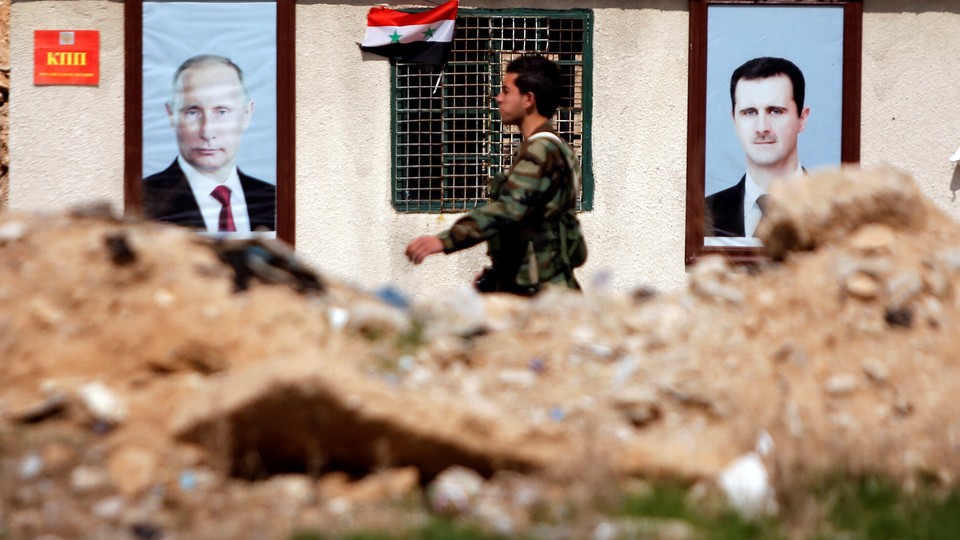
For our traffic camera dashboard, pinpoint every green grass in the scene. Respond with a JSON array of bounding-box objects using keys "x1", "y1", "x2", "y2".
[
  {"x1": 290, "y1": 520, "x2": 519, "y2": 540},
  {"x1": 812, "y1": 475, "x2": 960, "y2": 540},
  {"x1": 291, "y1": 475, "x2": 960, "y2": 540},
  {"x1": 620, "y1": 481, "x2": 784, "y2": 540}
]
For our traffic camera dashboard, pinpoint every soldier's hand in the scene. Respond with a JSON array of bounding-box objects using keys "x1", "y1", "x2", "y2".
[{"x1": 405, "y1": 236, "x2": 444, "y2": 265}]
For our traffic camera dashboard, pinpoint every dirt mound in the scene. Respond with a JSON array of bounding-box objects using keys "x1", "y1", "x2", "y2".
[{"x1": 2, "y1": 166, "x2": 960, "y2": 538}]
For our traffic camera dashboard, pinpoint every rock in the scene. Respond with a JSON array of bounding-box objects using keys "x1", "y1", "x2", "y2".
[
  {"x1": 429, "y1": 466, "x2": 485, "y2": 516},
  {"x1": 922, "y1": 260, "x2": 951, "y2": 298},
  {"x1": 320, "y1": 467, "x2": 418, "y2": 506},
  {"x1": 845, "y1": 272, "x2": 880, "y2": 300},
  {"x1": 8, "y1": 390, "x2": 68, "y2": 423},
  {"x1": 849, "y1": 224, "x2": 895, "y2": 254},
  {"x1": 611, "y1": 387, "x2": 661, "y2": 427},
  {"x1": 759, "y1": 166, "x2": 928, "y2": 260},
  {"x1": 70, "y1": 465, "x2": 111, "y2": 493},
  {"x1": 263, "y1": 474, "x2": 315, "y2": 506},
  {"x1": 0, "y1": 220, "x2": 27, "y2": 243},
  {"x1": 418, "y1": 335, "x2": 471, "y2": 368},
  {"x1": 348, "y1": 299, "x2": 411, "y2": 336},
  {"x1": 717, "y1": 452, "x2": 777, "y2": 518},
  {"x1": 417, "y1": 285, "x2": 488, "y2": 338},
  {"x1": 19, "y1": 453, "x2": 43, "y2": 479},
  {"x1": 29, "y1": 298, "x2": 65, "y2": 327},
  {"x1": 886, "y1": 271, "x2": 923, "y2": 308},
  {"x1": 825, "y1": 374, "x2": 859, "y2": 396},
  {"x1": 861, "y1": 359, "x2": 889, "y2": 384},
  {"x1": 497, "y1": 369, "x2": 537, "y2": 388},
  {"x1": 937, "y1": 247, "x2": 960, "y2": 272},
  {"x1": 177, "y1": 467, "x2": 219, "y2": 492},
  {"x1": 326, "y1": 306, "x2": 349, "y2": 331},
  {"x1": 92, "y1": 495, "x2": 126, "y2": 519},
  {"x1": 41, "y1": 443, "x2": 77, "y2": 475},
  {"x1": 77, "y1": 381, "x2": 127, "y2": 425},
  {"x1": 689, "y1": 258, "x2": 745, "y2": 304},
  {"x1": 107, "y1": 447, "x2": 159, "y2": 495}
]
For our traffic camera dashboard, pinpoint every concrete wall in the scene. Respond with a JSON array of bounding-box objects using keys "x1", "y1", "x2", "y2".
[{"x1": 10, "y1": 0, "x2": 960, "y2": 298}]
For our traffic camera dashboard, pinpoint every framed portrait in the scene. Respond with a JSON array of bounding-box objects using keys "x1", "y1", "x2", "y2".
[
  {"x1": 685, "y1": 0, "x2": 862, "y2": 264},
  {"x1": 124, "y1": 0, "x2": 296, "y2": 244}
]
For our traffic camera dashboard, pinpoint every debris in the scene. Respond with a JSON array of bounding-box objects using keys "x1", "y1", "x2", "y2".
[{"x1": 77, "y1": 381, "x2": 127, "y2": 425}]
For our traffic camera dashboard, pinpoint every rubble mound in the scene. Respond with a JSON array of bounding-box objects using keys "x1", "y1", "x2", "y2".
[{"x1": 2, "y1": 167, "x2": 960, "y2": 538}]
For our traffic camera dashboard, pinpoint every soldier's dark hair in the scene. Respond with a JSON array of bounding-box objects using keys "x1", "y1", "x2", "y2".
[
  {"x1": 730, "y1": 56, "x2": 805, "y2": 116},
  {"x1": 169, "y1": 54, "x2": 250, "y2": 105},
  {"x1": 506, "y1": 55, "x2": 563, "y2": 117}
]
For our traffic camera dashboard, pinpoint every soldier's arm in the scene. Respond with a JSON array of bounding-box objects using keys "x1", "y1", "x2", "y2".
[{"x1": 438, "y1": 142, "x2": 553, "y2": 253}]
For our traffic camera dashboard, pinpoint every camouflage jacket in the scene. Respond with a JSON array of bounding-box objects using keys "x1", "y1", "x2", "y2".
[{"x1": 437, "y1": 122, "x2": 587, "y2": 293}]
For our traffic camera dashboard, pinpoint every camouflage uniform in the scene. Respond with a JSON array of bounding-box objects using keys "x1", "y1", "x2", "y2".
[{"x1": 437, "y1": 122, "x2": 587, "y2": 295}]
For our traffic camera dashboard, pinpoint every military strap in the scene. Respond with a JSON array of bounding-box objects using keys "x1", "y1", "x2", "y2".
[
  {"x1": 527, "y1": 132, "x2": 580, "y2": 197},
  {"x1": 526, "y1": 131, "x2": 579, "y2": 282}
]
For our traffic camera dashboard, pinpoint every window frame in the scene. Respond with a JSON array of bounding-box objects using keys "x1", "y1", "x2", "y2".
[{"x1": 389, "y1": 8, "x2": 594, "y2": 214}]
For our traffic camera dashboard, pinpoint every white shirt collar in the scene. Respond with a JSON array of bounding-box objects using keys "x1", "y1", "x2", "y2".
[
  {"x1": 743, "y1": 163, "x2": 803, "y2": 237},
  {"x1": 177, "y1": 156, "x2": 251, "y2": 234}
]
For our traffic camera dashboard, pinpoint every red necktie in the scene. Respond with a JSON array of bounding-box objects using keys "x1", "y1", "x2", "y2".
[{"x1": 210, "y1": 185, "x2": 236, "y2": 232}]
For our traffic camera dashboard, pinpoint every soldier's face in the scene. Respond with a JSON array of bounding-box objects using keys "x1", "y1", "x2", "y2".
[
  {"x1": 167, "y1": 64, "x2": 254, "y2": 180},
  {"x1": 497, "y1": 73, "x2": 530, "y2": 126},
  {"x1": 732, "y1": 75, "x2": 809, "y2": 171}
]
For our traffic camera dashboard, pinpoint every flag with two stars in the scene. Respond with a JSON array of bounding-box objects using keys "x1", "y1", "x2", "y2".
[{"x1": 360, "y1": 0, "x2": 458, "y2": 65}]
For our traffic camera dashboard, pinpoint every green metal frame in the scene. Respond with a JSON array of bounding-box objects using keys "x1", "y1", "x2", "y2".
[{"x1": 390, "y1": 8, "x2": 594, "y2": 213}]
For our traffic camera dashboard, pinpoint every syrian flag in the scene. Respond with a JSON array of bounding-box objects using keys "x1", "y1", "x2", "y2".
[{"x1": 360, "y1": 0, "x2": 458, "y2": 65}]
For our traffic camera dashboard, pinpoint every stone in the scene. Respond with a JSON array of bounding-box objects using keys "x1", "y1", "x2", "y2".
[
  {"x1": 759, "y1": 166, "x2": 928, "y2": 260},
  {"x1": 717, "y1": 452, "x2": 777, "y2": 518},
  {"x1": 326, "y1": 306, "x2": 349, "y2": 331},
  {"x1": 70, "y1": 465, "x2": 111, "y2": 493},
  {"x1": 849, "y1": 224, "x2": 895, "y2": 254},
  {"x1": 417, "y1": 285, "x2": 487, "y2": 338},
  {"x1": 611, "y1": 387, "x2": 661, "y2": 427},
  {"x1": 845, "y1": 272, "x2": 880, "y2": 300},
  {"x1": 429, "y1": 466, "x2": 485, "y2": 516},
  {"x1": 264, "y1": 474, "x2": 315, "y2": 506},
  {"x1": 825, "y1": 374, "x2": 859, "y2": 396},
  {"x1": 77, "y1": 381, "x2": 127, "y2": 425},
  {"x1": 420, "y1": 335, "x2": 471, "y2": 368},
  {"x1": 92, "y1": 495, "x2": 126, "y2": 519},
  {"x1": 922, "y1": 260, "x2": 951, "y2": 298},
  {"x1": 19, "y1": 453, "x2": 43, "y2": 479},
  {"x1": 41, "y1": 443, "x2": 77, "y2": 475},
  {"x1": 348, "y1": 299, "x2": 411, "y2": 336},
  {"x1": 107, "y1": 447, "x2": 159, "y2": 495},
  {"x1": 497, "y1": 369, "x2": 537, "y2": 388},
  {"x1": 9, "y1": 392, "x2": 67, "y2": 423},
  {"x1": 886, "y1": 271, "x2": 923, "y2": 308},
  {"x1": 0, "y1": 220, "x2": 27, "y2": 243},
  {"x1": 861, "y1": 359, "x2": 889, "y2": 384},
  {"x1": 321, "y1": 467, "x2": 419, "y2": 506}
]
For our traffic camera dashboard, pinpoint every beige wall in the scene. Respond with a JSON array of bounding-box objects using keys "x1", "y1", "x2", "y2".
[
  {"x1": 10, "y1": 0, "x2": 960, "y2": 297},
  {"x1": 10, "y1": 1, "x2": 125, "y2": 212},
  {"x1": 861, "y1": 1, "x2": 960, "y2": 214}
]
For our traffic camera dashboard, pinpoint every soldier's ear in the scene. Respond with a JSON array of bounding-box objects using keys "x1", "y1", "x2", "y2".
[{"x1": 523, "y1": 91, "x2": 536, "y2": 113}]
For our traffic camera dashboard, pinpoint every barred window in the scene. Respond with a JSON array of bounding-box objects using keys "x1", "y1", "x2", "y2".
[{"x1": 392, "y1": 10, "x2": 593, "y2": 213}]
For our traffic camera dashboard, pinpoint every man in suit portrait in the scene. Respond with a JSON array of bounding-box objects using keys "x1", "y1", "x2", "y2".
[
  {"x1": 706, "y1": 56, "x2": 809, "y2": 238},
  {"x1": 143, "y1": 54, "x2": 275, "y2": 233}
]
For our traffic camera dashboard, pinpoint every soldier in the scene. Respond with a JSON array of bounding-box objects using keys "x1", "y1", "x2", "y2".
[{"x1": 405, "y1": 55, "x2": 587, "y2": 296}]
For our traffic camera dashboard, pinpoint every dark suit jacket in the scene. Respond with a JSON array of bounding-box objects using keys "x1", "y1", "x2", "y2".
[
  {"x1": 705, "y1": 174, "x2": 746, "y2": 237},
  {"x1": 143, "y1": 160, "x2": 276, "y2": 232}
]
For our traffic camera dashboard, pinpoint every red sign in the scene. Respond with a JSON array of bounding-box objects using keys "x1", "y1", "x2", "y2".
[{"x1": 34, "y1": 30, "x2": 100, "y2": 86}]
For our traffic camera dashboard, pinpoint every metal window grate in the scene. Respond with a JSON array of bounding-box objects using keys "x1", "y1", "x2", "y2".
[{"x1": 392, "y1": 12, "x2": 590, "y2": 213}]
